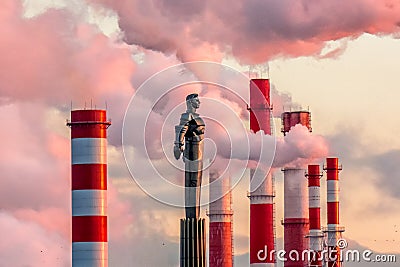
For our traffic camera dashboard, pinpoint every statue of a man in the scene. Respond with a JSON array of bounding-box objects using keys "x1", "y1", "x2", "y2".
[{"x1": 174, "y1": 93, "x2": 205, "y2": 219}]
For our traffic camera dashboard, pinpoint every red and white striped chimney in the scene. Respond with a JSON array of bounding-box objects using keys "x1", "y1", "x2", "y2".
[
  {"x1": 248, "y1": 79, "x2": 275, "y2": 266},
  {"x1": 208, "y1": 170, "x2": 233, "y2": 267},
  {"x1": 281, "y1": 111, "x2": 312, "y2": 267},
  {"x1": 281, "y1": 168, "x2": 309, "y2": 267},
  {"x1": 324, "y1": 158, "x2": 345, "y2": 267},
  {"x1": 306, "y1": 165, "x2": 323, "y2": 267},
  {"x1": 68, "y1": 109, "x2": 111, "y2": 267}
]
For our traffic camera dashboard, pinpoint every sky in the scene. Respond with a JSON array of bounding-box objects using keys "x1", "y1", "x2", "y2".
[{"x1": 1, "y1": 0, "x2": 400, "y2": 266}]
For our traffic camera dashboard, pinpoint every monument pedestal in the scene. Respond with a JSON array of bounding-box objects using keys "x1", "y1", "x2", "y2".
[{"x1": 179, "y1": 218, "x2": 206, "y2": 267}]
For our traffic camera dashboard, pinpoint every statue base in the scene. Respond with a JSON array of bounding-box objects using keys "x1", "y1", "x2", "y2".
[{"x1": 179, "y1": 218, "x2": 206, "y2": 267}]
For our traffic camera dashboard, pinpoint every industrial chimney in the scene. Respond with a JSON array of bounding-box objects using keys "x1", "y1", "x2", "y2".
[
  {"x1": 67, "y1": 109, "x2": 111, "y2": 267},
  {"x1": 281, "y1": 111, "x2": 311, "y2": 136},
  {"x1": 306, "y1": 165, "x2": 324, "y2": 267},
  {"x1": 248, "y1": 78, "x2": 275, "y2": 266},
  {"x1": 281, "y1": 110, "x2": 312, "y2": 136},
  {"x1": 281, "y1": 110, "x2": 312, "y2": 267},
  {"x1": 207, "y1": 170, "x2": 233, "y2": 267},
  {"x1": 323, "y1": 158, "x2": 345, "y2": 267}
]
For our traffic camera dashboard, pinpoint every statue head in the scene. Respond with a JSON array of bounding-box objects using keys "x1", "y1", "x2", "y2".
[{"x1": 186, "y1": 93, "x2": 200, "y2": 110}]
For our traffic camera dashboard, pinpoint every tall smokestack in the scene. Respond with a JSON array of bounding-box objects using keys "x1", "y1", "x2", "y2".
[
  {"x1": 67, "y1": 109, "x2": 111, "y2": 267},
  {"x1": 249, "y1": 79, "x2": 271, "y2": 135},
  {"x1": 323, "y1": 158, "x2": 345, "y2": 267},
  {"x1": 281, "y1": 168, "x2": 309, "y2": 267},
  {"x1": 248, "y1": 78, "x2": 275, "y2": 266},
  {"x1": 207, "y1": 170, "x2": 233, "y2": 267},
  {"x1": 306, "y1": 165, "x2": 323, "y2": 267},
  {"x1": 281, "y1": 111, "x2": 312, "y2": 267}
]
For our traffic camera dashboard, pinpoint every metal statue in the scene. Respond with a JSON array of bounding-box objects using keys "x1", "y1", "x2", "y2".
[{"x1": 174, "y1": 93, "x2": 205, "y2": 219}]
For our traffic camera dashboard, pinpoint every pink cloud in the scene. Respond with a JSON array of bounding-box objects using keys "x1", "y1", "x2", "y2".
[
  {"x1": 0, "y1": 0, "x2": 134, "y2": 106},
  {"x1": 0, "y1": 211, "x2": 69, "y2": 266},
  {"x1": 87, "y1": 0, "x2": 400, "y2": 63}
]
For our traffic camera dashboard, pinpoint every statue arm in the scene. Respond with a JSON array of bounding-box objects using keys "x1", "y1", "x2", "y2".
[
  {"x1": 174, "y1": 114, "x2": 190, "y2": 159},
  {"x1": 176, "y1": 125, "x2": 188, "y2": 145}
]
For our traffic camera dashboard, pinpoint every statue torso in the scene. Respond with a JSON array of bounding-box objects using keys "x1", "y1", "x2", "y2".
[{"x1": 181, "y1": 112, "x2": 205, "y2": 142}]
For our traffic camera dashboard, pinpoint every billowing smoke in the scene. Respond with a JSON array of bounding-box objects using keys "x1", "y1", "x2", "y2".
[
  {"x1": 212, "y1": 123, "x2": 328, "y2": 168},
  {"x1": 274, "y1": 124, "x2": 328, "y2": 167},
  {"x1": 87, "y1": 0, "x2": 400, "y2": 63}
]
